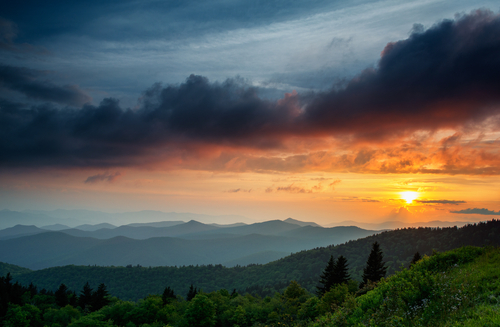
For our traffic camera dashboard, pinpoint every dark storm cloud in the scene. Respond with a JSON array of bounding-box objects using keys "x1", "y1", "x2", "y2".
[
  {"x1": 0, "y1": 65, "x2": 91, "y2": 106},
  {"x1": 416, "y1": 200, "x2": 466, "y2": 205},
  {"x1": 450, "y1": 208, "x2": 500, "y2": 215},
  {"x1": 1, "y1": 10, "x2": 500, "y2": 169},
  {"x1": 303, "y1": 9, "x2": 500, "y2": 139}
]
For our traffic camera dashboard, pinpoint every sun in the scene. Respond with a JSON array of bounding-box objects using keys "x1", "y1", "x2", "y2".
[{"x1": 401, "y1": 191, "x2": 419, "y2": 204}]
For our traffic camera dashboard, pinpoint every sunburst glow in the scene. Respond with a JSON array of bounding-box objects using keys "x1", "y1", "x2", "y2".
[{"x1": 401, "y1": 191, "x2": 419, "y2": 204}]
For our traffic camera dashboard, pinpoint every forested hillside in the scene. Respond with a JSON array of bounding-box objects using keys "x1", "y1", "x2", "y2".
[
  {"x1": 2, "y1": 246, "x2": 499, "y2": 326},
  {"x1": 9, "y1": 220, "x2": 500, "y2": 301}
]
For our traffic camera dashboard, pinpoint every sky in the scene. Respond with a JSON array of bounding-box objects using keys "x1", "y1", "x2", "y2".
[{"x1": 1, "y1": 0, "x2": 500, "y2": 225}]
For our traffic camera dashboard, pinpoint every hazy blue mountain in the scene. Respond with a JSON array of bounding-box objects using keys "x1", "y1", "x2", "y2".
[
  {"x1": 191, "y1": 220, "x2": 302, "y2": 237},
  {"x1": 0, "y1": 210, "x2": 86, "y2": 229},
  {"x1": 24, "y1": 209, "x2": 115, "y2": 224},
  {"x1": 0, "y1": 223, "x2": 380, "y2": 269},
  {"x1": 58, "y1": 221, "x2": 222, "y2": 240},
  {"x1": 74, "y1": 223, "x2": 117, "y2": 231},
  {"x1": 40, "y1": 224, "x2": 71, "y2": 231},
  {"x1": 126, "y1": 221, "x2": 185, "y2": 228},
  {"x1": 0, "y1": 225, "x2": 46, "y2": 240},
  {"x1": 159, "y1": 220, "x2": 221, "y2": 235},
  {"x1": 53, "y1": 220, "x2": 380, "y2": 244},
  {"x1": 23, "y1": 209, "x2": 252, "y2": 226},
  {"x1": 210, "y1": 222, "x2": 248, "y2": 228},
  {"x1": 0, "y1": 232, "x2": 102, "y2": 269},
  {"x1": 0, "y1": 232, "x2": 308, "y2": 269},
  {"x1": 283, "y1": 218, "x2": 322, "y2": 227}
]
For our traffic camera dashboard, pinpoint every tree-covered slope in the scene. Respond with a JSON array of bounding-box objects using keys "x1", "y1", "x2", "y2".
[
  {"x1": 2, "y1": 246, "x2": 498, "y2": 327},
  {"x1": 0, "y1": 262, "x2": 31, "y2": 277},
  {"x1": 9, "y1": 220, "x2": 500, "y2": 301},
  {"x1": 310, "y1": 246, "x2": 500, "y2": 326}
]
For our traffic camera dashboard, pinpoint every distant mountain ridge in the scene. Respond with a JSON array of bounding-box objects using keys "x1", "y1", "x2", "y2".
[
  {"x1": 22, "y1": 209, "x2": 252, "y2": 226},
  {"x1": 283, "y1": 217, "x2": 321, "y2": 227},
  {"x1": 6, "y1": 220, "x2": 499, "y2": 301},
  {"x1": 0, "y1": 209, "x2": 253, "y2": 229},
  {"x1": 0, "y1": 219, "x2": 379, "y2": 269}
]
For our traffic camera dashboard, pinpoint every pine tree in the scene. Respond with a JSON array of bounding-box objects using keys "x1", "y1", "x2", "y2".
[
  {"x1": 78, "y1": 282, "x2": 93, "y2": 311},
  {"x1": 55, "y1": 283, "x2": 69, "y2": 307},
  {"x1": 187, "y1": 284, "x2": 198, "y2": 301},
  {"x1": 410, "y1": 251, "x2": 422, "y2": 267},
  {"x1": 316, "y1": 255, "x2": 335, "y2": 296},
  {"x1": 361, "y1": 242, "x2": 387, "y2": 288},
  {"x1": 92, "y1": 283, "x2": 110, "y2": 311},
  {"x1": 332, "y1": 255, "x2": 350, "y2": 285},
  {"x1": 162, "y1": 286, "x2": 176, "y2": 304}
]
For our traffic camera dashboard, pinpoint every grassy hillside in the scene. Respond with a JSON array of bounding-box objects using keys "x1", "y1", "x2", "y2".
[
  {"x1": 8, "y1": 220, "x2": 499, "y2": 301},
  {"x1": 310, "y1": 246, "x2": 500, "y2": 326}
]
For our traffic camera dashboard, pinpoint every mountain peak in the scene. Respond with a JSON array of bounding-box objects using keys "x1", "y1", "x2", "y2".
[{"x1": 283, "y1": 218, "x2": 321, "y2": 228}]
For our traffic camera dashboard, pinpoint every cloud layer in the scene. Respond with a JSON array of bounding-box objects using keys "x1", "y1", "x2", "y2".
[
  {"x1": 450, "y1": 208, "x2": 500, "y2": 215},
  {"x1": 1, "y1": 10, "x2": 500, "y2": 174}
]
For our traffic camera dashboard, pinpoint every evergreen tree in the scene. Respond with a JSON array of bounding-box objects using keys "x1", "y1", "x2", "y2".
[
  {"x1": 361, "y1": 242, "x2": 387, "y2": 288},
  {"x1": 162, "y1": 286, "x2": 176, "y2": 305},
  {"x1": 69, "y1": 291, "x2": 77, "y2": 307},
  {"x1": 78, "y1": 282, "x2": 93, "y2": 311},
  {"x1": 92, "y1": 283, "x2": 110, "y2": 311},
  {"x1": 332, "y1": 255, "x2": 350, "y2": 285},
  {"x1": 316, "y1": 255, "x2": 335, "y2": 296},
  {"x1": 410, "y1": 251, "x2": 422, "y2": 267},
  {"x1": 55, "y1": 283, "x2": 69, "y2": 307},
  {"x1": 186, "y1": 284, "x2": 198, "y2": 301},
  {"x1": 27, "y1": 283, "x2": 37, "y2": 297}
]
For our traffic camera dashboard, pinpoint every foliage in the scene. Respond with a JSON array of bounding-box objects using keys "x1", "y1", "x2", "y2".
[
  {"x1": 0, "y1": 245, "x2": 499, "y2": 327},
  {"x1": 183, "y1": 294, "x2": 216, "y2": 327},
  {"x1": 162, "y1": 286, "x2": 176, "y2": 305},
  {"x1": 43, "y1": 305, "x2": 81, "y2": 326},
  {"x1": 310, "y1": 246, "x2": 500, "y2": 327},
  {"x1": 0, "y1": 262, "x2": 31, "y2": 278}
]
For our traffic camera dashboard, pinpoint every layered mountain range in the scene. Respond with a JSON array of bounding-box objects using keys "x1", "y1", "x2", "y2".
[{"x1": 0, "y1": 217, "x2": 377, "y2": 269}]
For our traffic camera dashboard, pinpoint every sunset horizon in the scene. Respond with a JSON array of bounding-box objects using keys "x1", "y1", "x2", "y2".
[{"x1": 1, "y1": 2, "x2": 499, "y2": 227}]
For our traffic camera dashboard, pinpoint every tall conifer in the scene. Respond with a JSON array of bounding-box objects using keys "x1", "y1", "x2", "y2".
[
  {"x1": 317, "y1": 255, "x2": 335, "y2": 296},
  {"x1": 332, "y1": 255, "x2": 350, "y2": 285},
  {"x1": 361, "y1": 242, "x2": 387, "y2": 288}
]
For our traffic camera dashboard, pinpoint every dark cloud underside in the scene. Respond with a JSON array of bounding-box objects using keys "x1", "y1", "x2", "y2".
[
  {"x1": 1, "y1": 10, "x2": 500, "y2": 169},
  {"x1": 416, "y1": 200, "x2": 466, "y2": 205},
  {"x1": 0, "y1": 65, "x2": 91, "y2": 106},
  {"x1": 451, "y1": 208, "x2": 500, "y2": 215}
]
